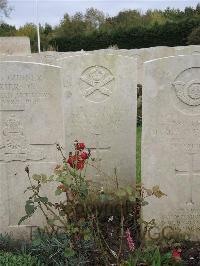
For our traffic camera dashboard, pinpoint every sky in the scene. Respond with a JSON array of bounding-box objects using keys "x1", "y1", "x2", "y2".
[{"x1": 3, "y1": 0, "x2": 200, "y2": 28}]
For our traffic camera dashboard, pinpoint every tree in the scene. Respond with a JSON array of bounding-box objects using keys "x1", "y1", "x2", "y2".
[
  {"x1": 187, "y1": 26, "x2": 200, "y2": 44},
  {"x1": 85, "y1": 8, "x2": 105, "y2": 30},
  {"x1": 0, "y1": 23, "x2": 16, "y2": 36},
  {"x1": 0, "y1": 0, "x2": 12, "y2": 20},
  {"x1": 115, "y1": 10, "x2": 142, "y2": 27},
  {"x1": 16, "y1": 23, "x2": 38, "y2": 51},
  {"x1": 144, "y1": 9, "x2": 167, "y2": 25}
]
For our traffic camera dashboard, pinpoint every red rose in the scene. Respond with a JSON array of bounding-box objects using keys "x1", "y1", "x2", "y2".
[
  {"x1": 67, "y1": 156, "x2": 74, "y2": 167},
  {"x1": 77, "y1": 160, "x2": 85, "y2": 170},
  {"x1": 76, "y1": 143, "x2": 85, "y2": 151},
  {"x1": 67, "y1": 154, "x2": 85, "y2": 170},
  {"x1": 80, "y1": 151, "x2": 89, "y2": 160}
]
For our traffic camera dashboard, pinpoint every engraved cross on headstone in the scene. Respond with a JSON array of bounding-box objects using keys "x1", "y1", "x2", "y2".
[
  {"x1": 87, "y1": 133, "x2": 111, "y2": 178},
  {"x1": 175, "y1": 153, "x2": 200, "y2": 205}
]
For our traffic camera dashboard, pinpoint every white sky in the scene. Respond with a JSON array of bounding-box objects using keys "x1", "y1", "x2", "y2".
[{"x1": 4, "y1": 0, "x2": 200, "y2": 28}]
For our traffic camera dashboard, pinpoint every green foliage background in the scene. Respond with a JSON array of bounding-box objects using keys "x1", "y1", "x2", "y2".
[
  {"x1": 0, "y1": 251, "x2": 43, "y2": 266},
  {"x1": 1, "y1": 5, "x2": 200, "y2": 51}
]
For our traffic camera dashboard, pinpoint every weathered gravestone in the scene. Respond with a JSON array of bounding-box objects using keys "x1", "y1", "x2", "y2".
[
  {"x1": 58, "y1": 54, "x2": 137, "y2": 189},
  {"x1": 0, "y1": 37, "x2": 31, "y2": 55},
  {"x1": 129, "y1": 47, "x2": 175, "y2": 85},
  {"x1": 89, "y1": 49, "x2": 143, "y2": 85},
  {"x1": 142, "y1": 55, "x2": 200, "y2": 241},
  {"x1": 0, "y1": 61, "x2": 63, "y2": 238}
]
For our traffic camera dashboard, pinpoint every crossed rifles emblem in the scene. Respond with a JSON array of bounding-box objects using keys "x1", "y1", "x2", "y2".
[{"x1": 80, "y1": 65, "x2": 114, "y2": 98}]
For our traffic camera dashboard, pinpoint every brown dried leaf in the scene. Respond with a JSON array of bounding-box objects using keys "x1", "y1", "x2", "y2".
[{"x1": 152, "y1": 186, "x2": 166, "y2": 198}]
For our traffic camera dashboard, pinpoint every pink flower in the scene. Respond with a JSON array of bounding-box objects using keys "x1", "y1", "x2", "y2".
[
  {"x1": 125, "y1": 228, "x2": 135, "y2": 252},
  {"x1": 172, "y1": 249, "x2": 181, "y2": 261}
]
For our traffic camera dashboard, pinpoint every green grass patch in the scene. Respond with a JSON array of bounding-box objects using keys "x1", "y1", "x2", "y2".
[
  {"x1": 136, "y1": 127, "x2": 142, "y2": 183},
  {"x1": 0, "y1": 251, "x2": 43, "y2": 266}
]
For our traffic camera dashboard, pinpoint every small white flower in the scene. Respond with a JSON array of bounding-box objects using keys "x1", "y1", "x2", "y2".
[
  {"x1": 108, "y1": 216, "x2": 114, "y2": 222},
  {"x1": 110, "y1": 249, "x2": 117, "y2": 258},
  {"x1": 100, "y1": 186, "x2": 104, "y2": 193}
]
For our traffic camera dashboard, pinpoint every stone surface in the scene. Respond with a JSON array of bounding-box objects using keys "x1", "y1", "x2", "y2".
[
  {"x1": 0, "y1": 51, "x2": 87, "y2": 64},
  {"x1": 135, "y1": 46, "x2": 175, "y2": 61},
  {"x1": 190, "y1": 45, "x2": 200, "y2": 55},
  {"x1": 88, "y1": 49, "x2": 143, "y2": 85},
  {"x1": 0, "y1": 61, "x2": 63, "y2": 238},
  {"x1": 58, "y1": 54, "x2": 137, "y2": 189},
  {"x1": 142, "y1": 55, "x2": 200, "y2": 241},
  {"x1": 0, "y1": 37, "x2": 31, "y2": 55}
]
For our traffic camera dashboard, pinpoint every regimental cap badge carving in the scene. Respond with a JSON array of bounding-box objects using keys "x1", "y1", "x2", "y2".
[
  {"x1": 80, "y1": 65, "x2": 114, "y2": 103},
  {"x1": 173, "y1": 80, "x2": 200, "y2": 106},
  {"x1": 172, "y1": 67, "x2": 200, "y2": 114},
  {"x1": 3, "y1": 115, "x2": 23, "y2": 135}
]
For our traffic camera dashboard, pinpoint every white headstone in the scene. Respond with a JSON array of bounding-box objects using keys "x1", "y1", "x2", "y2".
[
  {"x1": 0, "y1": 37, "x2": 31, "y2": 55},
  {"x1": 142, "y1": 55, "x2": 200, "y2": 241},
  {"x1": 58, "y1": 54, "x2": 137, "y2": 189},
  {"x1": 0, "y1": 61, "x2": 63, "y2": 238}
]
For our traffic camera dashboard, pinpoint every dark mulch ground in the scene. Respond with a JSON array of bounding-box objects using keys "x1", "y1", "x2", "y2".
[{"x1": 180, "y1": 241, "x2": 200, "y2": 265}]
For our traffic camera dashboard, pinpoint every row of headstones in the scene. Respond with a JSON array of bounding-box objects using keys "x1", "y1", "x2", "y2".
[
  {"x1": 1, "y1": 37, "x2": 200, "y2": 86},
  {"x1": 0, "y1": 37, "x2": 200, "y2": 240}
]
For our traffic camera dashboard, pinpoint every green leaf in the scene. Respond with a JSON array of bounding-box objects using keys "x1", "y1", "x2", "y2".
[
  {"x1": 163, "y1": 252, "x2": 172, "y2": 259},
  {"x1": 59, "y1": 210, "x2": 66, "y2": 216},
  {"x1": 55, "y1": 188, "x2": 62, "y2": 196},
  {"x1": 25, "y1": 200, "x2": 36, "y2": 216},
  {"x1": 18, "y1": 215, "x2": 29, "y2": 225},
  {"x1": 57, "y1": 175, "x2": 72, "y2": 186},
  {"x1": 99, "y1": 193, "x2": 110, "y2": 202},
  {"x1": 129, "y1": 196, "x2": 136, "y2": 202},
  {"x1": 48, "y1": 175, "x2": 54, "y2": 181},
  {"x1": 32, "y1": 174, "x2": 41, "y2": 181},
  {"x1": 116, "y1": 188, "x2": 127, "y2": 198},
  {"x1": 41, "y1": 174, "x2": 48, "y2": 183},
  {"x1": 141, "y1": 201, "x2": 149, "y2": 206},
  {"x1": 39, "y1": 197, "x2": 48, "y2": 203},
  {"x1": 32, "y1": 238, "x2": 42, "y2": 246},
  {"x1": 69, "y1": 170, "x2": 77, "y2": 177},
  {"x1": 47, "y1": 219, "x2": 55, "y2": 226},
  {"x1": 83, "y1": 229, "x2": 92, "y2": 241},
  {"x1": 64, "y1": 248, "x2": 75, "y2": 258},
  {"x1": 126, "y1": 186, "x2": 134, "y2": 196}
]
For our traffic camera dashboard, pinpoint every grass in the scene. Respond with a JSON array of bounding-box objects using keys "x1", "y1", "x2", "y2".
[{"x1": 136, "y1": 126, "x2": 142, "y2": 183}]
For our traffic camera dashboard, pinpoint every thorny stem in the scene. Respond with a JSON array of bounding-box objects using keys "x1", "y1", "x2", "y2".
[
  {"x1": 83, "y1": 159, "x2": 89, "y2": 179},
  {"x1": 56, "y1": 143, "x2": 66, "y2": 160},
  {"x1": 93, "y1": 209, "x2": 113, "y2": 265},
  {"x1": 42, "y1": 201, "x2": 67, "y2": 227},
  {"x1": 114, "y1": 167, "x2": 119, "y2": 189},
  {"x1": 94, "y1": 209, "x2": 117, "y2": 260},
  {"x1": 92, "y1": 222, "x2": 109, "y2": 266},
  {"x1": 38, "y1": 201, "x2": 50, "y2": 223}
]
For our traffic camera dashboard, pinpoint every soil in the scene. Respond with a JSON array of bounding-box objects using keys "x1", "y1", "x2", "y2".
[{"x1": 180, "y1": 241, "x2": 200, "y2": 265}]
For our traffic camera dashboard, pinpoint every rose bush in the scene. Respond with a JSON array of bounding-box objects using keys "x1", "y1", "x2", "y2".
[{"x1": 19, "y1": 140, "x2": 166, "y2": 265}]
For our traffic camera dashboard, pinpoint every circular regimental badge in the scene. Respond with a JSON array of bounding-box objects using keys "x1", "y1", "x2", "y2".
[{"x1": 172, "y1": 67, "x2": 200, "y2": 114}]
